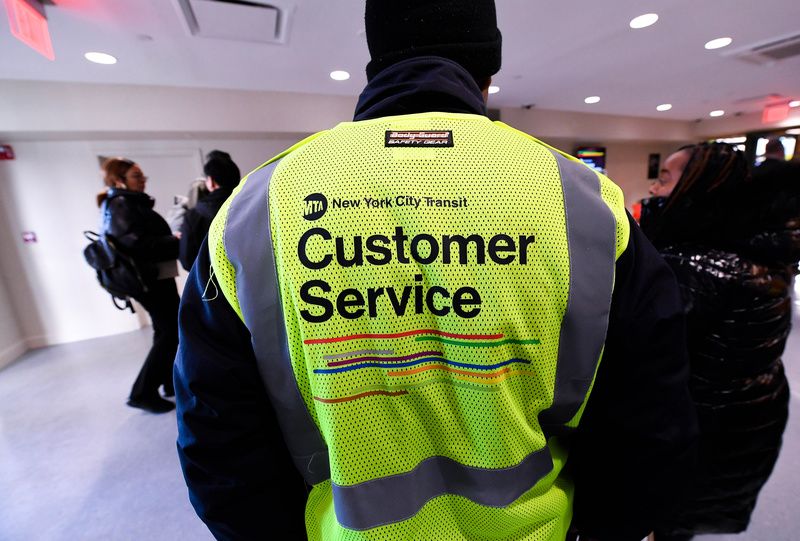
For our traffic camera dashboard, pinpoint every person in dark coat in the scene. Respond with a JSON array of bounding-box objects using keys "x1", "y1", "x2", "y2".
[
  {"x1": 178, "y1": 155, "x2": 241, "y2": 271},
  {"x1": 98, "y1": 157, "x2": 180, "y2": 414},
  {"x1": 640, "y1": 142, "x2": 799, "y2": 541},
  {"x1": 753, "y1": 138, "x2": 799, "y2": 185},
  {"x1": 172, "y1": 1, "x2": 698, "y2": 538}
]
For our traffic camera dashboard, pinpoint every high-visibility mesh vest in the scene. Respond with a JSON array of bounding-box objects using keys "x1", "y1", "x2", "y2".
[{"x1": 209, "y1": 113, "x2": 629, "y2": 540}]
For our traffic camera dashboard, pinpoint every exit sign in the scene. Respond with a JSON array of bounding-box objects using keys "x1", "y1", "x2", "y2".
[
  {"x1": 4, "y1": 0, "x2": 54, "y2": 61},
  {"x1": 763, "y1": 103, "x2": 790, "y2": 124}
]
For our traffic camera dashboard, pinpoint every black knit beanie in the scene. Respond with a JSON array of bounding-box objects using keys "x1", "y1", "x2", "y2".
[{"x1": 365, "y1": 0, "x2": 502, "y2": 82}]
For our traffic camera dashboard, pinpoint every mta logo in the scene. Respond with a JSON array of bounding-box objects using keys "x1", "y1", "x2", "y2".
[{"x1": 303, "y1": 193, "x2": 328, "y2": 221}]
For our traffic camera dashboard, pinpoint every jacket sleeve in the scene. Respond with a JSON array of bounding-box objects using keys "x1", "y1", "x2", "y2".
[
  {"x1": 178, "y1": 210, "x2": 203, "y2": 272},
  {"x1": 107, "y1": 196, "x2": 179, "y2": 262},
  {"x1": 569, "y1": 213, "x2": 699, "y2": 541},
  {"x1": 174, "y1": 238, "x2": 309, "y2": 540}
]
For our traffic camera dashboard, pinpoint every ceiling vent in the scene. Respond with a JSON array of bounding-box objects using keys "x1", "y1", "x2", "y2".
[
  {"x1": 729, "y1": 32, "x2": 800, "y2": 65},
  {"x1": 174, "y1": 0, "x2": 292, "y2": 44}
]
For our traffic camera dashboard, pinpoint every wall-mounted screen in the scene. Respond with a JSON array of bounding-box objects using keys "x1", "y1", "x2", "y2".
[{"x1": 575, "y1": 146, "x2": 606, "y2": 174}]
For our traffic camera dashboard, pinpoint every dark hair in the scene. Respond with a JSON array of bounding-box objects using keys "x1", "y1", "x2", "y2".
[
  {"x1": 667, "y1": 143, "x2": 748, "y2": 208},
  {"x1": 97, "y1": 157, "x2": 135, "y2": 206},
  {"x1": 205, "y1": 149, "x2": 232, "y2": 162},
  {"x1": 204, "y1": 157, "x2": 241, "y2": 191},
  {"x1": 647, "y1": 142, "x2": 750, "y2": 247}
]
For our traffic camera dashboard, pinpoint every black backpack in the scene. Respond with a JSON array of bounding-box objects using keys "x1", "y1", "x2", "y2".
[{"x1": 83, "y1": 231, "x2": 148, "y2": 311}]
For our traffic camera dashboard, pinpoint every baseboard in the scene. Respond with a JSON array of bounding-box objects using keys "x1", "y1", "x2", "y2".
[
  {"x1": 25, "y1": 335, "x2": 50, "y2": 349},
  {"x1": 0, "y1": 340, "x2": 28, "y2": 371}
]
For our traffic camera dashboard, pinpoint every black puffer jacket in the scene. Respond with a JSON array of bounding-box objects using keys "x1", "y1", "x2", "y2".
[
  {"x1": 103, "y1": 188, "x2": 179, "y2": 284},
  {"x1": 178, "y1": 188, "x2": 231, "y2": 271},
  {"x1": 640, "y1": 161, "x2": 799, "y2": 535}
]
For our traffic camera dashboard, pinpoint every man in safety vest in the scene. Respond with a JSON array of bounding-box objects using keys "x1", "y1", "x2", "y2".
[{"x1": 175, "y1": 1, "x2": 698, "y2": 539}]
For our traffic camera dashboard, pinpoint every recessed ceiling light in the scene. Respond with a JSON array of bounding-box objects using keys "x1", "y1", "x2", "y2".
[
  {"x1": 790, "y1": 100, "x2": 800, "y2": 108},
  {"x1": 629, "y1": 13, "x2": 659, "y2": 29},
  {"x1": 488, "y1": 85, "x2": 500, "y2": 95},
  {"x1": 84, "y1": 52, "x2": 117, "y2": 65},
  {"x1": 705, "y1": 37, "x2": 733, "y2": 50},
  {"x1": 656, "y1": 103, "x2": 673, "y2": 112},
  {"x1": 584, "y1": 96, "x2": 601, "y2": 104},
  {"x1": 330, "y1": 70, "x2": 350, "y2": 81},
  {"x1": 709, "y1": 110, "x2": 725, "y2": 117}
]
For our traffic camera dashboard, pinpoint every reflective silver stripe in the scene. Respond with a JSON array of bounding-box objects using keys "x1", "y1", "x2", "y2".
[
  {"x1": 332, "y1": 447, "x2": 554, "y2": 531},
  {"x1": 225, "y1": 160, "x2": 330, "y2": 484},
  {"x1": 539, "y1": 151, "x2": 617, "y2": 435}
]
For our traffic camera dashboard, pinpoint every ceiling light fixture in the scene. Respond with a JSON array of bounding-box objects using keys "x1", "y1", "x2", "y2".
[
  {"x1": 584, "y1": 96, "x2": 600, "y2": 104},
  {"x1": 789, "y1": 100, "x2": 800, "y2": 108},
  {"x1": 656, "y1": 103, "x2": 673, "y2": 112},
  {"x1": 786, "y1": 128, "x2": 800, "y2": 135},
  {"x1": 629, "y1": 13, "x2": 659, "y2": 29},
  {"x1": 709, "y1": 110, "x2": 725, "y2": 117},
  {"x1": 488, "y1": 85, "x2": 500, "y2": 95},
  {"x1": 84, "y1": 52, "x2": 117, "y2": 65},
  {"x1": 704, "y1": 37, "x2": 733, "y2": 50},
  {"x1": 330, "y1": 70, "x2": 350, "y2": 81}
]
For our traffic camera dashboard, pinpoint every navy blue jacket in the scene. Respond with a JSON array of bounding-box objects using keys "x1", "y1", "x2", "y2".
[
  {"x1": 175, "y1": 57, "x2": 697, "y2": 541},
  {"x1": 178, "y1": 188, "x2": 232, "y2": 271}
]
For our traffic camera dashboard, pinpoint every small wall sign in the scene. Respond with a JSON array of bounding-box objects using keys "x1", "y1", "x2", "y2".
[{"x1": 0, "y1": 145, "x2": 15, "y2": 160}]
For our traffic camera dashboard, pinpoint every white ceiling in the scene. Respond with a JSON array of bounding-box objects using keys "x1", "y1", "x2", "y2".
[{"x1": 1, "y1": 0, "x2": 799, "y2": 121}]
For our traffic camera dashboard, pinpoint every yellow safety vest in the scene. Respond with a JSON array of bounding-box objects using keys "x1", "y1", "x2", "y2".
[{"x1": 210, "y1": 112, "x2": 629, "y2": 540}]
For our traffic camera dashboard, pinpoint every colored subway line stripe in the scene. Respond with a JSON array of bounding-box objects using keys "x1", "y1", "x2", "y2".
[
  {"x1": 323, "y1": 350, "x2": 394, "y2": 360},
  {"x1": 304, "y1": 329, "x2": 504, "y2": 345},
  {"x1": 461, "y1": 369, "x2": 537, "y2": 385},
  {"x1": 328, "y1": 350, "x2": 443, "y2": 368},
  {"x1": 317, "y1": 379, "x2": 501, "y2": 404},
  {"x1": 313, "y1": 357, "x2": 530, "y2": 375},
  {"x1": 313, "y1": 390, "x2": 408, "y2": 404},
  {"x1": 388, "y1": 366, "x2": 537, "y2": 385},
  {"x1": 412, "y1": 369, "x2": 536, "y2": 386},
  {"x1": 312, "y1": 370, "x2": 537, "y2": 404},
  {"x1": 400, "y1": 377, "x2": 503, "y2": 393},
  {"x1": 388, "y1": 365, "x2": 512, "y2": 379},
  {"x1": 415, "y1": 337, "x2": 541, "y2": 347}
]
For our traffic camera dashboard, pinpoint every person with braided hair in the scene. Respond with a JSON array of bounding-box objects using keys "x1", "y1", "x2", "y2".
[{"x1": 640, "y1": 142, "x2": 799, "y2": 541}]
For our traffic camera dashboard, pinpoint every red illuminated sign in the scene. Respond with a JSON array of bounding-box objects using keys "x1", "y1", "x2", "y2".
[
  {"x1": 762, "y1": 103, "x2": 790, "y2": 124},
  {"x1": 4, "y1": 0, "x2": 54, "y2": 61}
]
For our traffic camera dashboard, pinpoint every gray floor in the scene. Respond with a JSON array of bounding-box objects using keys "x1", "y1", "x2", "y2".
[
  {"x1": 0, "y1": 329, "x2": 212, "y2": 541},
  {"x1": 1, "y1": 314, "x2": 799, "y2": 541}
]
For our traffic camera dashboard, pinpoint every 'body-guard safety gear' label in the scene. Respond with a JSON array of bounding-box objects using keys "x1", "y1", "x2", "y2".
[{"x1": 385, "y1": 130, "x2": 454, "y2": 147}]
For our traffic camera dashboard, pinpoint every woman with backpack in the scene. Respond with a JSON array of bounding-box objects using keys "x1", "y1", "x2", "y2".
[{"x1": 97, "y1": 157, "x2": 180, "y2": 414}]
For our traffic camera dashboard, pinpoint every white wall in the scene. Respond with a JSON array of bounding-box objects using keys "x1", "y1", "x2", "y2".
[
  {"x1": 605, "y1": 141, "x2": 687, "y2": 208},
  {"x1": 0, "y1": 135, "x2": 304, "y2": 352},
  {"x1": 501, "y1": 108, "x2": 694, "y2": 143},
  {"x1": 541, "y1": 138, "x2": 687, "y2": 209},
  {"x1": 0, "y1": 80, "x2": 356, "y2": 137},
  {"x1": 0, "y1": 237, "x2": 25, "y2": 370}
]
